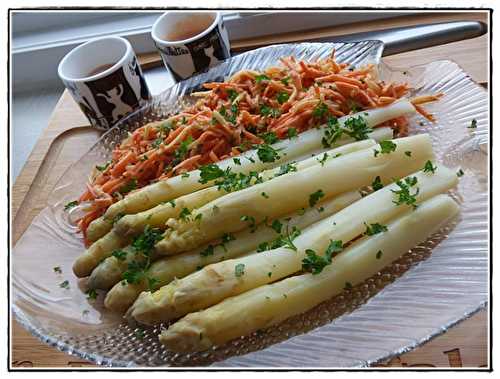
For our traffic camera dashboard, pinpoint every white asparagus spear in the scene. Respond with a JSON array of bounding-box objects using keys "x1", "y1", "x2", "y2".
[
  {"x1": 118, "y1": 138, "x2": 375, "y2": 240},
  {"x1": 84, "y1": 141, "x2": 375, "y2": 282},
  {"x1": 86, "y1": 100, "x2": 411, "y2": 242},
  {"x1": 75, "y1": 187, "x2": 224, "y2": 278},
  {"x1": 156, "y1": 134, "x2": 433, "y2": 255},
  {"x1": 159, "y1": 194, "x2": 459, "y2": 352},
  {"x1": 130, "y1": 163, "x2": 457, "y2": 325},
  {"x1": 154, "y1": 138, "x2": 376, "y2": 254},
  {"x1": 104, "y1": 191, "x2": 360, "y2": 311}
]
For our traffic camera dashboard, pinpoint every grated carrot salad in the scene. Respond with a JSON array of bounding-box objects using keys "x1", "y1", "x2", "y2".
[{"x1": 75, "y1": 50, "x2": 442, "y2": 236}]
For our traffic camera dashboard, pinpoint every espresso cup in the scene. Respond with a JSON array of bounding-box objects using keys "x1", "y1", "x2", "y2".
[
  {"x1": 58, "y1": 36, "x2": 151, "y2": 130},
  {"x1": 152, "y1": 11, "x2": 231, "y2": 81}
]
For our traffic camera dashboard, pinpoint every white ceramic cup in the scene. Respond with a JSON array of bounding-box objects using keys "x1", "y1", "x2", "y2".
[
  {"x1": 152, "y1": 11, "x2": 231, "y2": 81},
  {"x1": 58, "y1": 36, "x2": 151, "y2": 130}
]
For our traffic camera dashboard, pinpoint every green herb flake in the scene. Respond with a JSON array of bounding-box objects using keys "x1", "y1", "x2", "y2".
[
  {"x1": 257, "y1": 144, "x2": 281, "y2": 163},
  {"x1": 364, "y1": 222, "x2": 388, "y2": 236},
  {"x1": 405, "y1": 151, "x2": 412, "y2": 157},
  {"x1": 423, "y1": 160, "x2": 437, "y2": 174},
  {"x1": 392, "y1": 177, "x2": 419, "y2": 209},
  {"x1": 309, "y1": 189, "x2": 325, "y2": 207},
  {"x1": 267, "y1": 272, "x2": 272, "y2": 278},
  {"x1": 235, "y1": 263, "x2": 245, "y2": 277},
  {"x1": 259, "y1": 131, "x2": 279, "y2": 144},
  {"x1": 261, "y1": 192, "x2": 270, "y2": 199},
  {"x1": 199, "y1": 164, "x2": 225, "y2": 184},
  {"x1": 233, "y1": 157, "x2": 241, "y2": 165},
  {"x1": 59, "y1": 280, "x2": 70, "y2": 289},
  {"x1": 343, "y1": 115, "x2": 373, "y2": 141},
  {"x1": 179, "y1": 207, "x2": 192, "y2": 221},
  {"x1": 86, "y1": 288, "x2": 98, "y2": 300},
  {"x1": 168, "y1": 200, "x2": 176, "y2": 208},
  {"x1": 135, "y1": 329, "x2": 145, "y2": 339},
  {"x1": 277, "y1": 92, "x2": 290, "y2": 104},
  {"x1": 372, "y1": 176, "x2": 384, "y2": 191},
  {"x1": 317, "y1": 152, "x2": 330, "y2": 166},
  {"x1": 227, "y1": 89, "x2": 238, "y2": 102},
  {"x1": 270, "y1": 219, "x2": 283, "y2": 234},
  {"x1": 255, "y1": 74, "x2": 270, "y2": 83},
  {"x1": 64, "y1": 201, "x2": 78, "y2": 211},
  {"x1": 457, "y1": 169, "x2": 465, "y2": 177},
  {"x1": 281, "y1": 77, "x2": 290, "y2": 86},
  {"x1": 287, "y1": 127, "x2": 298, "y2": 139},
  {"x1": 95, "y1": 162, "x2": 110, "y2": 172},
  {"x1": 119, "y1": 179, "x2": 137, "y2": 195},
  {"x1": 112, "y1": 249, "x2": 127, "y2": 261},
  {"x1": 374, "y1": 140, "x2": 397, "y2": 157},
  {"x1": 276, "y1": 162, "x2": 297, "y2": 177},
  {"x1": 53, "y1": 266, "x2": 62, "y2": 274},
  {"x1": 312, "y1": 102, "x2": 329, "y2": 118},
  {"x1": 468, "y1": 119, "x2": 478, "y2": 129},
  {"x1": 376, "y1": 250, "x2": 383, "y2": 259}
]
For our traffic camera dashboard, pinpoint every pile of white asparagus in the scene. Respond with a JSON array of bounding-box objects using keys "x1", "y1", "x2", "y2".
[{"x1": 72, "y1": 100, "x2": 459, "y2": 353}]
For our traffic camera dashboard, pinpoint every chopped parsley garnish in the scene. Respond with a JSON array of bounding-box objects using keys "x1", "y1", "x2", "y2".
[
  {"x1": 423, "y1": 160, "x2": 437, "y2": 174},
  {"x1": 53, "y1": 266, "x2": 62, "y2": 274},
  {"x1": 86, "y1": 288, "x2": 98, "y2": 300},
  {"x1": 255, "y1": 74, "x2": 270, "y2": 83},
  {"x1": 199, "y1": 164, "x2": 226, "y2": 184},
  {"x1": 181, "y1": 172, "x2": 189, "y2": 178},
  {"x1": 270, "y1": 219, "x2": 283, "y2": 234},
  {"x1": 317, "y1": 152, "x2": 330, "y2": 166},
  {"x1": 112, "y1": 249, "x2": 127, "y2": 261},
  {"x1": 119, "y1": 179, "x2": 137, "y2": 195},
  {"x1": 281, "y1": 77, "x2": 290, "y2": 86},
  {"x1": 405, "y1": 151, "x2": 412, "y2": 157},
  {"x1": 309, "y1": 189, "x2": 325, "y2": 207},
  {"x1": 364, "y1": 222, "x2": 388, "y2": 236},
  {"x1": 179, "y1": 207, "x2": 192, "y2": 221},
  {"x1": 59, "y1": 280, "x2": 70, "y2": 289},
  {"x1": 64, "y1": 201, "x2": 78, "y2": 211},
  {"x1": 457, "y1": 169, "x2": 464, "y2": 177},
  {"x1": 376, "y1": 250, "x2": 383, "y2": 259},
  {"x1": 275, "y1": 162, "x2": 297, "y2": 177},
  {"x1": 221, "y1": 232, "x2": 235, "y2": 246},
  {"x1": 173, "y1": 136, "x2": 193, "y2": 163},
  {"x1": 344, "y1": 281, "x2": 353, "y2": 290},
  {"x1": 95, "y1": 162, "x2": 110, "y2": 172},
  {"x1": 277, "y1": 92, "x2": 290, "y2": 104},
  {"x1": 256, "y1": 144, "x2": 281, "y2": 163},
  {"x1": 468, "y1": 119, "x2": 478, "y2": 129},
  {"x1": 312, "y1": 102, "x2": 329, "y2": 118},
  {"x1": 235, "y1": 263, "x2": 245, "y2": 277},
  {"x1": 297, "y1": 207, "x2": 306, "y2": 216},
  {"x1": 227, "y1": 89, "x2": 238, "y2": 102},
  {"x1": 392, "y1": 176, "x2": 419, "y2": 209},
  {"x1": 287, "y1": 127, "x2": 298, "y2": 139},
  {"x1": 241, "y1": 215, "x2": 257, "y2": 232},
  {"x1": 259, "y1": 131, "x2": 279, "y2": 144},
  {"x1": 259, "y1": 105, "x2": 281, "y2": 118},
  {"x1": 194, "y1": 213, "x2": 203, "y2": 222},
  {"x1": 233, "y1": 157, "x2": 241, "y2": 165},
  {"x1": 321, "y1": 117, "x2": 343, "y2": 148},
  {"x1": 151, "y1": 138, "x2": 163, "y2": 148},
  {"x1": 343, "y1": 115, "x2": 373, "y2": 140},
  {"x1": 268, "y1": 272, "x2": 272, "y2": 278},
  {"x1": 121, "y1": 226, "x2": 163, "y2": 285},
  {"x1": 374, "y1": 140, "x2": 397, "y2": 157},
  {"x1": 214, "y1": 169, "x2": 263, "y2": 193},
  {"x1": 261, "y1": 192, "x2": 270, "y2": 199},
  {"x1": 168, "y1": 200, "x2": 176, "y2": 208},
  {"x1": 302, "y1": 240, "x2": 343, "y2": 274},
  {"x1": 372, "y1": 176, "x2": 383, "y2": 191}
]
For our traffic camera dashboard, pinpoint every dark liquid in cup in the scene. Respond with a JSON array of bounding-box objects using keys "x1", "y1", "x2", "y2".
[
  {"x1": 163, "y1": 15, "x2": 215, "y2": 41},
  {"x1": 87, "y1": 63, "x2": 115, "y2": 77}
]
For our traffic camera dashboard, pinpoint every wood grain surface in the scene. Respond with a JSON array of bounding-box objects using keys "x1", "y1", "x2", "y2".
[{"x1": 11, "y1": 11, "x2": 490, "y2": 369}]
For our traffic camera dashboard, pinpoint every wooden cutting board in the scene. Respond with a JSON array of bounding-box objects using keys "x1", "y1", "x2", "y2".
[{"x1": 11, "y1": 12, "x2": 489, "y2": 368}]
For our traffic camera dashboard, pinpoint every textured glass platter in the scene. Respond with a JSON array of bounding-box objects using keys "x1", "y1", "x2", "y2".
[{"x1": 12, "y1": 41, "x2": 489, "y2": 367}]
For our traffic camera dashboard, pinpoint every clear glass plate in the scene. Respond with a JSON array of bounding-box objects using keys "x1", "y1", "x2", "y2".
[{"x1": 12, "y1": 41, "x2": 489, "y2": 367}]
